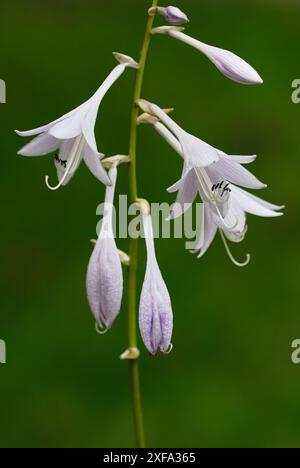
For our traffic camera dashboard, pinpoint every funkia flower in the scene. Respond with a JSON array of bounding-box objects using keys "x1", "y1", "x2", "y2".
[
  {"x1": 86, "y1": 165, "x2": 123, "y2": 331},
  {"x1": 151, "y1": 26, "x2": 263, "y2": 85},
  {"x1": 138, "y1": 101, "x2": 265, "y2": 222},
  {"x1": 139, "y1": 207, "x2": 173, "y2": 355},
  {"x1": 137, "y1": 102, "x2": 283, "y2": 265},
  {"x1": 16, "y1": 53, "x2": 138, "y2": 190},
  {"x1": 148, "y1": 6, "x2": 189, "y2": 25}
]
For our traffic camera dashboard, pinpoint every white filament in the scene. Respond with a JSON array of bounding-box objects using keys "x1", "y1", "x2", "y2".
[
  {"x1": 219, "y1": 229, "x2": 250, "y2": 268},
  {"x1": 45, "y1": 135, "x2": 85, "y2": 190},
  {"x1": 95, "y1": 321, "x2": 109, "y2": 335}
]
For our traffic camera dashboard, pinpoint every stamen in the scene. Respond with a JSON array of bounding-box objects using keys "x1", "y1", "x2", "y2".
[
  {"x1": 45, "y1": 135, "x2": 84, "y2": 191},
  {"x1": 95, "y1": 321, "x2": 109, "y2": 335},
  {"x1": 45, "y1": 169, "x2": 72, "y2": 191},
  {"x1": 215, "y1": 205, "x2": 238, "y2": 231},
  {"x1": 163, "y1": 343, "x2": 173, "y2": 355},
  {"x1": 219, "y1": 229, "x2": 250, "y2": 268}
]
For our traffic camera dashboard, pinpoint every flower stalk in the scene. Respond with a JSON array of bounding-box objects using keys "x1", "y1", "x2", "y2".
[{"x1": 127, "y1": 0, "x2": 159, "y2": 449}]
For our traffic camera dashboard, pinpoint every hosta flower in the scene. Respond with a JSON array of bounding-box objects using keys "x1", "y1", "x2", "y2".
[
  {"x1": 149, "y1": 6, "x2": 189, "y2": 25},
  {"x1": 86, "y1": 166, "x2": 123, "y2": 330},
  {"x1": 142, "y1": 115, "x2": 283, "y2": 265},
  {"x1": 152, "y1": 27, "x2": 263, "y2": 85},
  {"x1": 138, "y1": 102, "x2": 266, "y2": 228},
  {"x1": 139, "y1": 210, "x2": 173, "y2": 355},
  {"x1": 16, "y1": 53, "x2": 138, "y2": 190}
]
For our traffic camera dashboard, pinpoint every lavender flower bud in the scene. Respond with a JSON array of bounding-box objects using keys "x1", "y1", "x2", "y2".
[
  {"x1": 149, "y1": 6, "x2": 189, "y2": 25},
  {"x1": 86, "y1": 167, "x2": 123, "y2": 330},
  {"x1": 162, "y1": 6, "x2": 189, "y2": 25},
  {"x1": 139, "y1": 213, "x2": 173, "y2": 355}
]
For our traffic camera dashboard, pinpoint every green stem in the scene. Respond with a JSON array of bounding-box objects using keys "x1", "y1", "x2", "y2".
[{"x1": 127, "y1": 0, "x2": 158, "y2": 449}]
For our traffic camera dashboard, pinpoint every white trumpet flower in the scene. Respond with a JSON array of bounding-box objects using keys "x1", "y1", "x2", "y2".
[
  {"x1": 138, "y1": 102, "x2": 266, "y2": 226},
  {"x1": 138, "y1": 110, "x2": 283, "y2": 266},
  {"x1": 152, "y1": 27, "x2": 263, "y2": 85},
  {"x1": 86, "y1": 166, "x2": 123, "y2": 330},
  {"x1": 139, "y1": 210, "x2": 173, "y2": 355},
  {"x1": 16, "y1": 53, "x2": 138, "y2": 190}
]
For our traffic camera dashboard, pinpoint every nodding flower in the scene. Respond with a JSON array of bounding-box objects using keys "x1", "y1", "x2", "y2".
[
  {"x1": 16, "y1": 53, "x2": 138, "y2": 190},
  {"x1": 139, "y1": 208, "x2": 173, "y2": 355},
  {"x1": 137, "y1": 102, "x2": 283, "y2": 266},
  {"x1": 86, "y1": 166, "x2": 123, "y2": 331},
  {"x1": 152, "y1": 27, "x2": 263, "y2": 85}
]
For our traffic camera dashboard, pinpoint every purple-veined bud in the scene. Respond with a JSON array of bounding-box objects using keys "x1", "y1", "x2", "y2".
[
  {"x1": 139, "y1": 212, "x2": 173, "y2": 355},
  {"x1": 149, "y1": 6, "x2": 189, "y2": 25},
  {"x1": 86, "y1": 167, "x2": 123, "y2": 330}
]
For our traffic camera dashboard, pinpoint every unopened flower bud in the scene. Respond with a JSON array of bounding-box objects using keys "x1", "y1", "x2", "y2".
[
  {"x1": 113, "y1": 52, "x2": 139, "y2": 69},
  {"x1": 137, "y1": 108, "x2": 174, "y2": 125},
  {"x1": 139, "y1": 213, "x2": 173, "y2": 355},
  {"x1": 137, "y1": 113, "x2": 159, "y2": 126},
  {"x1": 149, "y1": 6, "x2": 189, "y2": 25},
  {"x1": 86, "y1": 167, "x2": 123, "y2": 330},
  {"x1": 102, "y1": 154, "x2": 130, "y2": 169}
]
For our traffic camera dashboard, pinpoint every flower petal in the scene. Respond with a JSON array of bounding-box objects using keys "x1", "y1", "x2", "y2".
[
  {"x1": 209, "y1": 155, "x2": 266, "y2": 189},
  {"x1": 54, "y1": 138, "x2": 80, "y2": 186},
  {"x1": 197, "y1": 206, "x2": 218, "y2": 257},
  {"x1": 49, "y1": 112, "x2": 83, "y2": 139},
  {"x1": 15, "y1": 103, "x2": 87, "y2": 137},
  {"x1": 231, "y1": 186, "x2": 284, "y2": 217},
  {"x1": 223, "y1": 198, "x2": 247, "y2": 234},
  {"x1": 18, "y1": 133, "x2": 59, "y2": 156},
  {"x1": 83, "y1": 143, "x2": 111, "y2": 186},
  {"x1": 170, "y1": 170, "x2": 198, "y2": 219},
  {"x1": 218, "y1": 152, "x2": 257, "y2": 165},
  {"x1": 167, "y1": 164, "x2": 195, "y2": 194}
]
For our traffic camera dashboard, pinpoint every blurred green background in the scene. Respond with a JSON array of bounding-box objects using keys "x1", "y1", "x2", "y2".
[{"x1": 0, "y1": 0, "x2": 299, "y2": 448}]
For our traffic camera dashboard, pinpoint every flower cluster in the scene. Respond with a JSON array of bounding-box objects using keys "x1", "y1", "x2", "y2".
[{"x1": 16, "y1": 5, "x2": 283, "y2": 355}]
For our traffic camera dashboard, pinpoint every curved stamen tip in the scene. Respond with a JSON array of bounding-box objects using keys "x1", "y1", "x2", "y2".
[
  {"x1": 231, "y1": 253, "x2": 251, "y2": 268},
  {"x1": 163, "y1": 343, "x2": 173, "y2": 355},
  {"x1": 95, "y1": 321, "x2": 109, "y2": 335},
  {"x1": 219, "y1": 229, "x2": 251, "y2": 268},
  {"x1": 45, "y1": 175, "x2": 65, "y2": 191}
]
